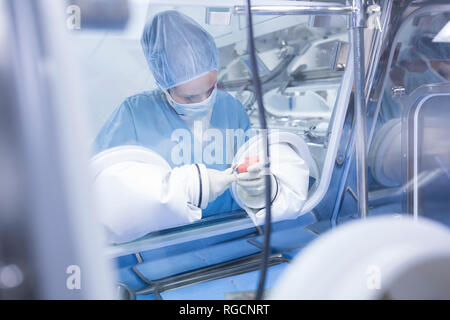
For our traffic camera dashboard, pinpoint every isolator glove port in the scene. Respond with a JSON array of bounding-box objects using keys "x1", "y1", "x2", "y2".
[{"x1": 236, "y1": 161, "x2": 278, "y2": 209}]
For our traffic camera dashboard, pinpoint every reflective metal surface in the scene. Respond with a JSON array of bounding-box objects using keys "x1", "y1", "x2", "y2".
[
  {"x1": 351, "y1": 0, "x2": 368, "y2": 219},
  {"x1": 233, "y1": 4, "x2": 354, "y2": 16}
]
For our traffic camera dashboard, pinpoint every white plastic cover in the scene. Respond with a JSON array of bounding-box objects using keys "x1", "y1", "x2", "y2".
[
  {"x1": 270, "y1": 216, "x2": 450, "y2": 299},
  {"x1": 92, "y1": 132, "x2": 315, "y2": 243},
  {"x1": 91, "y1": 146, "x2": 207, "y2": 244}
]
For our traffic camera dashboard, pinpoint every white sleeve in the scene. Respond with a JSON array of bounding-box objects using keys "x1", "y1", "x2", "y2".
[
  {"x1": 239, "y1": 143, "x2": 310, "y2": 226},
  {"x1": 93, "y1": 161, "x2": 210, "y2": 244}
]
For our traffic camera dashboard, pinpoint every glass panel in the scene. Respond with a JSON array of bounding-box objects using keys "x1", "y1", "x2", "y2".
[
  {"x1": 368, "y1": 10, "x2": 450, "y2": 219},
  {"x1": 222, "y1": 24, "x2": 348, "y2": 144},
  {"x1": 416, "y1": 95, "x2": 450, "y2": 224},
  {"x1": 69, "y1": 2, "x2": 350, "y2": 242}
]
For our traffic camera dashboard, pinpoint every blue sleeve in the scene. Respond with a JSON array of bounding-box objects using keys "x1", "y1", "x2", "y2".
[
  {"x1": 227, "y1": 93, "x2": 251, "y2": 133},
  {"x1": 241, "y1": 106, "x2": 251, "y2": 133},
  {"x1": 236, "y1": 100, "x2": 253, "y2": 142},
  {"x1": 92, "y1": 100, "x2": 139, "y2": 155}
]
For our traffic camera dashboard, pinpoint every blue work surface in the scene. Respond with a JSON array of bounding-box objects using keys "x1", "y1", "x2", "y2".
[
  {"x1": 112, "y1": 214, "x2": 317, "y2": 300},
  {"x1": 136, "y1": 260, "x2": 291, "y2": 300}
]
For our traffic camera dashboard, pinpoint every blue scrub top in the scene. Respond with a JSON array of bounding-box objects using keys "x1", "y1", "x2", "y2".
[{"x1": 93, "y1": 89, "x2": 251, "y2": 217}]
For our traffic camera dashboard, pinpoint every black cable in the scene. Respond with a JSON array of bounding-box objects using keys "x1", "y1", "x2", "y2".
[{"x1": 245, "y1": 0, "x2": 272, "y2": 301}]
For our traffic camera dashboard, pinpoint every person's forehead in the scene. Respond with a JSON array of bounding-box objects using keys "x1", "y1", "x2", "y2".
[{"x1": 173, "y1": 71, "x2": 217, "y2": 96}]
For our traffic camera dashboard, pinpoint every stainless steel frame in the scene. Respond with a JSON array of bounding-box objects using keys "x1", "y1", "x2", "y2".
[
  {"x1": 350, "y1": 0, "x2": 369, "y2": 219},
  {"x1": 233, "y1": 4, "x2": 354, "y2": 16}
]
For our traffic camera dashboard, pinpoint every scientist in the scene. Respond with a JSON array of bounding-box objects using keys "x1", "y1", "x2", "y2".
[
  {"x1": 93, "y1": 10, "x2": 309, "y2": 243},
  {"x1": 94, "y1": 10, "x2": 257, "y2": 218}
]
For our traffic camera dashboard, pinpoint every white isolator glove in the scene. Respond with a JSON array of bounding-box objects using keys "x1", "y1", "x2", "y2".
[
  {"x1": 207, "y1": 168, "x2": 237, "y2": 203},
  {"x1": 236, "y1": 162, "x2": 278, "y2": 209}
]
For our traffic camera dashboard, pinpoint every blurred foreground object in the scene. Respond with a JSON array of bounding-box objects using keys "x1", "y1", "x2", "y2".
[
  {"x1": 270, "y1": 216, "x2": 450, "y2": 299},
  {"x1": 66, "y1": 0, "x2": 129, "y2": 30},
  {"x1": 0, "y1": 0, "x2": 116, "y2": 299}
]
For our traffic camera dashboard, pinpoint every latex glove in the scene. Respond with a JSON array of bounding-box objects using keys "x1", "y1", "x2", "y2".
[
  {"x1": 236, "y1": 162, "x2": 265, "y2": 195},
  {"x1": 207, "y1": 168, "x2": 236, "y2": 203},
  {"x1": 236, "y1": 162, "x2": 277, "y2": 209}
]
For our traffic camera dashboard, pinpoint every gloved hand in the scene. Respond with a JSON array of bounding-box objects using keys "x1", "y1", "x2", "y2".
[
  {"x1": 207, "y1": 168, "x2": 237, "y2": 203},
  {"x1": 236, "y1": 162, "x2": 277, "y2": 209}
]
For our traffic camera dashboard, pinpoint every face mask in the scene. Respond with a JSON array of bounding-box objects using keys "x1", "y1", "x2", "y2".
[{"x1": 161, "y1": 85, "x2": 217, "y2": 120}]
